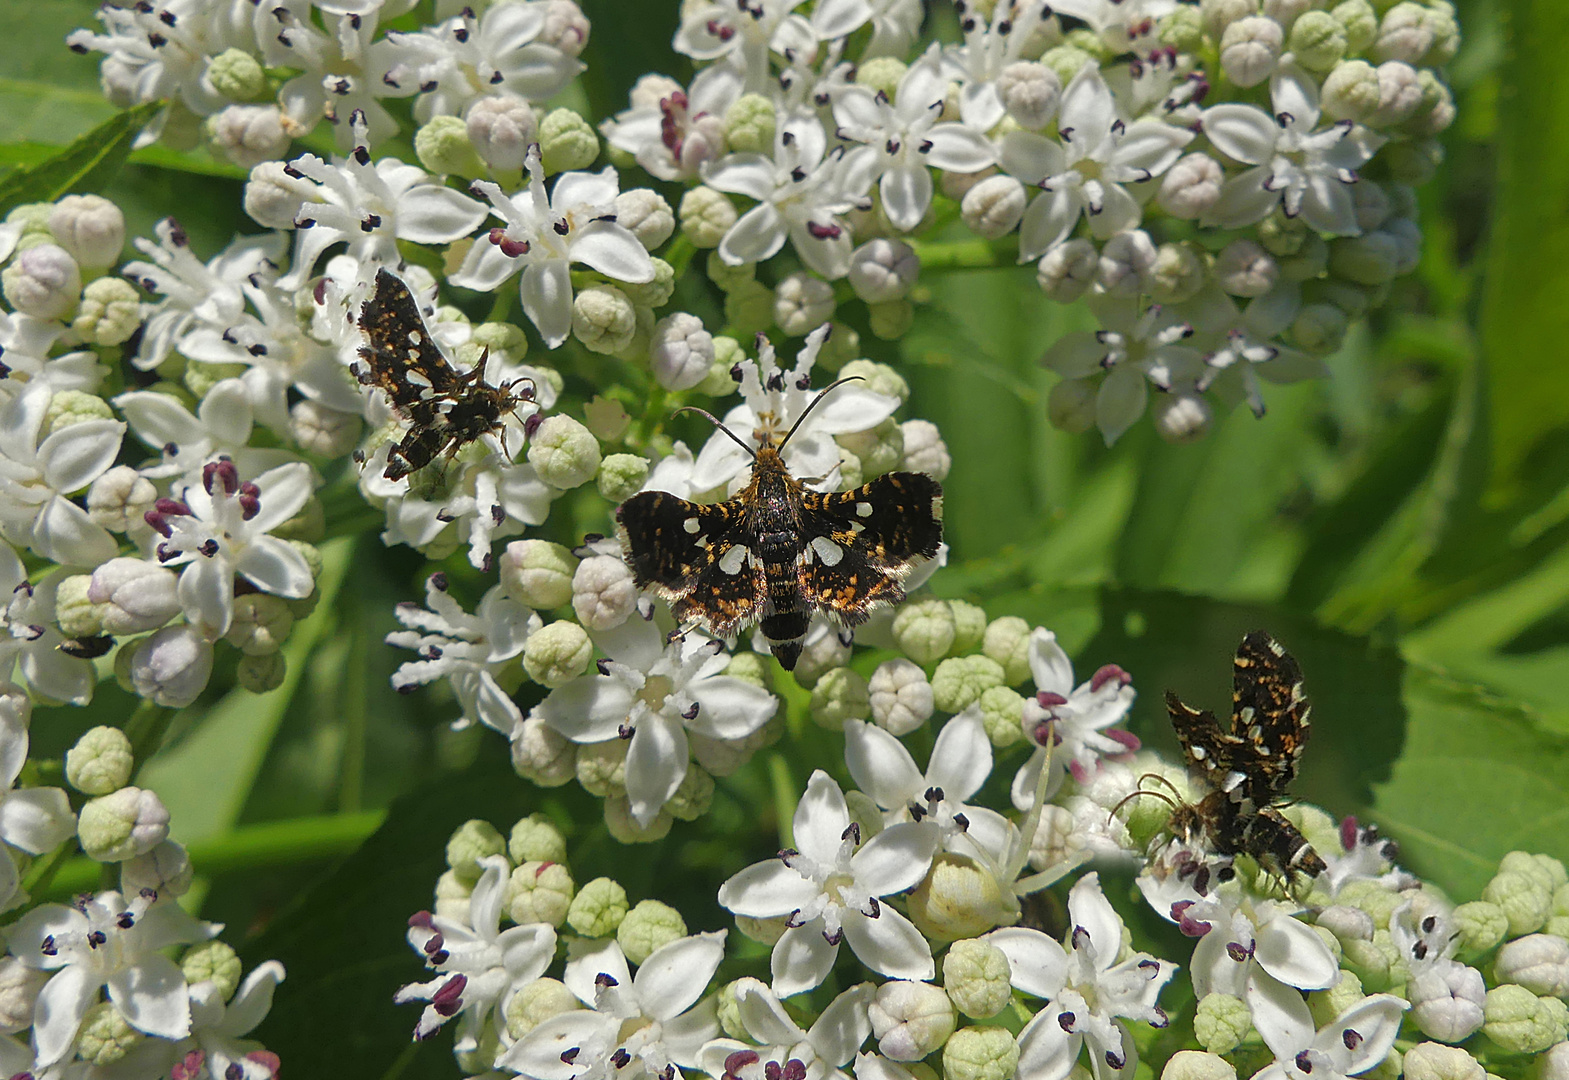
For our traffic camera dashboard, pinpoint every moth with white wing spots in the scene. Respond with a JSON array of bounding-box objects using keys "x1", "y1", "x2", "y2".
[{"x1": 616, "y1": 380, "x2": 943, "y2": 671}]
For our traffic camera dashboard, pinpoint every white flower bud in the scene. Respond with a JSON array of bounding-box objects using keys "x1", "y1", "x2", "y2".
[
  {"x1": 0, "y1": 956, "x2": 48, "y2": 1034},
  {"x1": 78, "y1": 786, "x2": 171, "y2": 861},
  {"x1": 910, "y1": 853, "x2": 1014, "y2": 940},
  {"x1": 72, "y1": 276, "x2": 141, "y2": 346},
  {"x1": 1410, "y1": 961, "x2": 1487, "y2": 1044},
  {"x1": 997, "y1": 61, "x2": 1062, "y2": 129},
  {"x1": 849, "y1": 238, "x2": 919, "y2": 303},
  {"x1": 65, "y1": 726, "x2": 135, "y2": 796},
  {"x1": 87, "y1": 465, "x2": 157, "y2": 534},
  {"x1": 900, "y1": 419, "x2": 951, "y2": 481},
  {"x1": 792, "y1": 628, "x2": 853, "y2": 690},
  {"x1": 120, "y1": 839, "x2": 194, "y2": 899},
  {"x1": 1163, "y1": 1051, "x2": 1238, "y2": 1080},
  {"x1": 615, "y1": 188, "x2": 675, "y2": 250},
  {"x1": 1261, "y1": 0, "x2": 1311, "y2": 31},
  {"x1": 962, "y1": 175, "x2": 1027, "y2": 240},
  {"x1": 679, "y1": 187, "x2": 738, "y2": 248},
  {"x1": 502, "y1": 539, "x2": 578, "y2": 609},
  {"x1": 467, "y1": 94, "x2": 538, "y2": 171},
  {"x1": 1220, "y1": 16, "x2": 1283, "y2": 87},
  {"x1": 1372, "y1": 2, "x2": 1434, "y2": 64},
  {"x1": 524, "y1": 620, "x2": 593, "y2": 688},
  {"x1": 774, "y1": 273, "x2": 836, "y2": 336},
  {"x1": 572, "y1": 554, "x2": 637, "y2": 630},
  {"x1": 1098, "y1": 230, "x2": 1158, "y2": 297},
  {"x1": 2, "y1": 243, "x2": 80, "y2": 320},
  {"x1": 1216, "y1": 239, "x2": 1279, "y2": 297},
  {"x1": 1402, "y1": 1043, "x2": 1484, "y2": 1080},
  {"x1": 512, "y1": 714, "x2": 577, "y2": 786},
  {"x1": 649, "y1": 312, "x2": 715, "y2": 390},
  {"x1": 529, "y1": 414, "x2": 601, "y2": 489},
  {"x1": 1322, "y1": 60, "x2": 1382, "y2": 123},
  {"x1": 88, "y1": 558, "x2": 180, "y2": 635},
  {"x1": 1497, "y1": 935, "x2": 1569, "y2": 999},
  {"x1": 1159, "y1": 153, "x2": 1224, "y2": 221},
  {"x1": 539, "y1": 0, "x2": 590, "y2": 54},
  {"x1": 869, "y1": 658, "x2": 934, "y2": 736},
  {"x1": 1201, "y1": 0, "x2": 1258, "y2": 39},
  {"x1": 1047, "y1": 377, "x2": 1098, "y2": 434},
  {"x1": 1150, "y1": 243, "x2": 1207, "y2": 304},
  {"x1": 572, "y1": 284, "x2": 637, "y2": 355},
  {"x1": 1036, "y1": 238, "x2": 1099, "y2": 302},
  {"x1": 870, "y1": 980, "x2": 957, "y2": 1061},
  {"x1": 630, "y1": 74, "x2": 682, "y2": 111},
  {"x1": 1540, "y1": 1040, "x2": 1569, "y2": 1080},
  {"x1": 1153, "y1": 392, "x2": 1213, "y2": 443},
  {"x1": 289, "y1": 399, "x2": 361, "y2": 457},
  {"x1": 48, "y1": 194, "x2": 124, "y2": 271},
  {"x1": 126, "y1": 625, "x2": 213, "y2": 707},
  {"x1": 1317, "y1": 904, "x2": 1376, "y2": 942},
  {"x1": 1370, "y1": 62, "x2": 1424, "y2": 127},
  {"x1": 244, "y1": 161, "x2": 315, "y2": 230},
  {"x1": 206, "y1": 104, "x2": 290, "y2": 168}
]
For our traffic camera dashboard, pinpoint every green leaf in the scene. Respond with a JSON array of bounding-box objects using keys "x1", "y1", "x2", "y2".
[{"x1": 0, "y1": 100, "x2": 161, "y2": 218}]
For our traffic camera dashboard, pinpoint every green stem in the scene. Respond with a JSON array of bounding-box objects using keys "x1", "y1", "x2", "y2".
[
  {"x1": 632, "y1": 384, "x2": 671, "y2": 446},
  {"x1": 767, "y1": 753, "x2": 798, "y2": 851},
  {"x1": 663, "y1": 234, "x2": 697, "y2": 280},
  {"x1": 910, "y1": 236, "x2": 1020, "y2": 272},
  {"x1": 124, "y1": 701, "x2": 174, "y2": 762},
  {"x1": 40, "y1": 811, "x2": 387, "y2": 900}
]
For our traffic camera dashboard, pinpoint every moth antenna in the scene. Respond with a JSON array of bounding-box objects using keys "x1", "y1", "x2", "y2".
[
  {"x1": 777, "y1": 376, "x2": 866, "y2": 453},
  {"x1": 1139, "y1": 772, "x2": 1186, "y2": 801},
  {"x1": 673, "y1": 406, "x2": 757, "y2": 460},
  {"x1": 1107, "y1": 778, "x2": 1180, "y2": 824}
]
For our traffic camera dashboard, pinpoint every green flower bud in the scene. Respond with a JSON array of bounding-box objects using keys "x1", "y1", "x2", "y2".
[
  {"x1": 1329, "y1": 233, "x2": 1401, "y2": 286},
  {"x1": 838, "y1": 419, "x2": 904, "y2": 480},
  {"x1": 181, "y1": 940, "x2": 242, "y2": 1001},
  {"x1": 182, "y1": 359, "x2": 245, "y2": 400},
  {"x1": 1503, "y1": 851, "x2": 1569, "y2": 891},
  {"x1": 42, "y1": 390, "x2": 114, "y2": 438},
  {"x1": 679, "y1": 187, "x2": 737, "y2": 248},
  {"x1": 571, "y1": 283, "x2": 637, "y2": 354},
  {"x1": 1341, "y1": 929, "x2": 1399, "y2": 990},
  {"x1": 1291, "y1": 302, "x2": 1349, "y2": 354},
  {"x1": 931, "y1": 656, "x2": 1007, "y2": 714},
  {"x1": 838, "y1": 448, "x2": 865, "y2": 492},
  {"x1": 65, "y1": 725, "x2": 134, "y2": 796},
  {"x1": 575, "y1": 738, "x2": 627, "y2": 798},
  {"x1": 506, "y1": 977, "x2": 581, "y2": 1039},
  {"x1": 1163, "y1": 1051, "x2": 1238, "y2": 1080},
  {"x1": 604, "y1": 794, "x2": 673, "y2": 843},
  {"x1": 447, "y1": 819, "x2": 507, "y2": 884},
  {"x1": 1383, "y1": 137, "x2": 1442, "y2": 186},
  {"x1": 224, "y1": 593, "x2": 294, "y2": 656},
  {"x1": 1399, "y1": 1044, "x2": 1483, "y2": 1080},
  {"x1": 76, "y1": 1000, "x2": 143, "y2": 1065},
  {"x1": 816, "y1": 321, "x2": 861, "y2": 372},
  {"x1": 529, "y1": 414, "x2": 602, "y2": 489},
  {"x1": 1423, "y1": 5, "x2": 1460, "y2": 65},
  {"x1": 434, "y1": 867, "x2": 474, "y2": 922},
  {"x1": 894, "y1": 597, "x2": 958, "y2": 664},
  {"x1": 508, "y1": 813, "x2": 568, "y2": 865},
  {"x1": 978, "y1": 686, "x2": 1026, "y2": 748},
  {"x1": 1201, "y1": 0, "x2": 1257, "y2": 39},
  {"x1": 598, "y1": 453, "x2": 651, "y2": 502},
  {"x1": 1486, "y1": 869, "x2": 1555, "y2": 937},
  {"x1": 1309, "y1": 970, "x2": 1367, "y2": 1027},
  {"x1": 724, "y1": 93, "x2": 777, "y2": 153},
  {"x1": 1334, "y1": 0, "x2": 1378, "y2": 53},
  {"x1": 1484, "y1": 985, "x2": 1569, "y2": 1054},
  {"x1": 1063, "y1": 28, "x2": 1113, "y2": 59},
  {"x1": 1322, "y1": 60, "x2": 1381, "y2": 122},
  {"x1": 775, "y1": 272, "x2": 837, "y2": 337},
  {"x1": 1041, "y1": 45, "x2": 1096, "y2": 85},
  {"x1": 513, "y1": 716, "x2": 577, "y2": 788},
  {"x1": 945, "y1": 601, "x2": 985, "y2": 656},
  {"x1": 943, "y1": 938, "x2": 1013, "y2": 1019},
  {"x1": 908, "y1": 853, "x2": 1013, "y2": 942},
  {"x1": 539, "y1": 108, "x2": 599, "y2": 173},
  {"x1": 54, "y1": 574, "x2": 100, "y2": 638},
  {"x1": 620, "y1": 257, "x2": 676, "y2": 309},
  {"x1": 506, "y1": 860, "x2": 575, "y2": 926},
  {"x1": 1291, "y1": 12, "x2": 1348, "y2": 69},
  {"x1": 237, "y1": 650, "x2": 286, "y2": 694},
  {"x1": 942, "y1": 1025, "x2": 1020, "y2": 1080},
  {"x1": 706, "y1": 250, "x2": 755, "y2": 293},
  {"x1": 723, "y1": 279, "x2": 774, "y2": 337},
  {"x1": 566, "y1": 876, "x2": 629, "y2": 937},
  {"x1": 78, "y1": 786, "x2": 170, "y2": 861},
  {"x1": 618, "y1": 900, "x2": 688, "y2": 965},
  {"x1": 665, "y1": 761, "x2": 715, "y2": 822},
  {"x1": 977, "y1": 617, "x2": 1030, "y2": 685},
  {"x1": 207, "y1": 48, "x2": 268, "y2": 101},
  {"x1": 461, "y1": 323, "x2": 529, "y2": 370},
  {"x1": 72, "y1": 276, "x2": 141, "y2": 346},
  {"x1": 1449, "y1": 900, "x2": 1509, "y2": 956},
  {"x1": 415, "y1": 115, "x2": 484, "y2": 177},
  {"x1": 1149, "y1": 242, "x2": 1207, "y2": 305},
  {"x1": 810, "y1": 667, "x2": 871, "y2": 730},
  {"x1": 1159, "y1": 6, "x2": 1205, "y2": 51},
  {"x1": 523, "y1": 621, "x2": 592, "y2": 688},
  {"x1": 716, "y1": 979, "x2": 749, "y2": 1039},
  {"x1": 1195, "y1": 993, "x2": 1252, "y2": 1054},
  {"x1": 868, "y1": 299, "x2": 915, "y2": 341},
  {"x1": 855, "y1": 58, "x2": 909, "y2": 100},
  {"x1": 500, "y1": 540, "x2": 577, "y2": 610},
  {"x1": 840, "y1": 359, "x2": 911, "y2": 403}
]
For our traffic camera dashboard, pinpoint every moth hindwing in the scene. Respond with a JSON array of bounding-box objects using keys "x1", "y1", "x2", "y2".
[
  {"x1": 354, "y1": 268, "x2": 532, "y2": 481},
  {"x1": 1165, "y1": 631, "x2": 1324, "y2": 881},
  {"x1": 616, "y1": 446, "x2": 943, "y2": 672}
]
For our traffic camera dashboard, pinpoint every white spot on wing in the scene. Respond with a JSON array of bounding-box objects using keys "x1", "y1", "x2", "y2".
[
  {"x1": 811, "y1": 536, "x2": 844, "y2": 567},
  {"x1": 683, "y1": 517, "x2": 700, "y2": 534},
  {"x1": 930, "y1": 496, "x2": 943, "y2": 522},
  {"x1": 718, "y1": 545, "x2": 750, "y2": 575},
  {"x1": 856, "y1": 502, "x2": 873, "y2": 518}
]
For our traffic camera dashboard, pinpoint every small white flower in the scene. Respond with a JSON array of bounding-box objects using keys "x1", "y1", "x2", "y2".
[
  {"x1": 114, "y1": 379, "x2": 292, "y2": 484},
  {"x1": 0, "y1": 687, "x2": 73, "y2": 912},
  {"x1": 1391, "y1": 899, "x2": 1485, "y2": 1043},
  {"x1": 396, "y1": 854, "x2": 558, "y2": 1048},
  {"x1": 453, "y1": 147, "x2": 655, "y2": 348},
  {"x1": 673, "y1": 0, "x2": 815, "y2": 93},
  {"x1": 0, "y1": 548, "x2": 96, "y2": 705},
  {"x1": 1246, "y1": 978, "x2": 1407, "y2": 1080},
  {"x1": 988, "y1": 872, "x2": 1176, "y2": 1080},
  {"x1": 173, "y1": 960, "x2": 287, "y2": 1080},
  {"x1": 537, "y1": 617, "x2": 776, "y2": 827},
  {"x1": 813, "y1": 0, "x2": 924, "y2": 58},
  {"x1": 0, "y1": 386, "x2": 123, "y2": 567},
  {"x1": 0, "y1": 308, "x2": 105, "y2": 402},
  {"x1": 831, "y1": 45, "x2": 996, "y2": 232},
  {"x1": 268, "y1": 4, "x2": 415, "y2": 148},
  {"x1": 146, "y1": 458, "x2": 316, "y2": 637},
  {"x1": 1201, "y1": 62, "x2": 1386, "y2": 236},
  {"x1": 718, "y1": 769, "x2": 938, "y2": 996},
  {"x1": 1050, "y1": 0, "x2": 1179, "y2": 51},
  {"x1": 1010, "y1": 629, "x2": 1138, "y2": 810},
  {"x1": 1000, "y1": 65, "x2": 1194, "y2": 260},
  {"x1": 941, "y1": 1, "x2": 1061, "y2": 131},
  {"x1": 698, "y1": 978, "x2": 874, "y2": 1080},
  {"x1": 388, "y1": 576, "x2": 541, "y2": 734},
  {"x1": 1181, "y1": 286, "x2": 1328, "y2": 418},
  {"x1": 603, "y1": 66, "x2": 743, "y2": 182}
]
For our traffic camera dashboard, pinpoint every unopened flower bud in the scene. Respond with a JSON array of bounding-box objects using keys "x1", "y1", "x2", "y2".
[
  {"x1": 839, "y1": 359, "x2": 909, "y2": 403},
  {"x1": 226, "y1": 593, "x2": 295, "y2": 656},
  {"x1": 871, "y1": 980, "x2": 957, "y2": 1061},
  {"x1": 0, "y1": 956, "x2": 48, "y2": 1034},
  {"x1": 961, "y1": 175, "x2": 1026, "y2": 240},
  {"x1": 1384, "y1": 137, "x2": 1442, "y2": 186},
  {"x1": 931, "y1": 656, "x2": 1006, "y2": 714},
  {"x1": 597, "y1": 454, "x2": 651, "y2": 502},
  {"x1": 65, "y1": 725, "x2": 134, "y2": 796},
  {"x1": 869, "y1": 658, "x2": 933, "y2": 736},
  {"x1": 572, "y1": 553, "x2": 636, "y2": 630},
  {"x1": 523, "y1": 621, "x2": 592, "y2": 688},
  {"x1": 646, "y1": 311, "x2": 713, "y2": 391},
  {"x1": 618, "y1": 900, "x2": 688, "y2": 965},
  {"x1": 1497, "y1": 935, "x2": 1569, "y2": 999},
  {"x1": 446, "y1": 820, "x2": 507, "y2": 885},
  {"x1": 679, "y1": 187, "x2": 736, "y2": 248},
  {"x1": 1372, "y1": 2, "x2": 1432, "y2": 64},
  {"x1": 179, "y1": 942, "x2": 242, "y2": 1008},
  {"x1": 1290, "y1": 11, "x2": 1348, "y2": 70},
  {"x1": 506, "y1": 860, "x2": 575, "y2": 926},
  {"x1": 1322, "y1": 60, "x2": 1382, "y2": 123},
  {"x1": 1409, "y1": 961, "x2": 1486, "y2": 1043},
  {"x1": 773, "y1": 273, "x2": 835, "y2": 337},
  {"x1": 724, "y1": 279, "x2": 772, "y2": 335},
  {"x1": 893, "y1": 597, "x2": 958, "y2": 664},
  {"x1": 49, "y1": 194, "x2": 125, "y2": 271},
  {"x1": 528, "y1": 414, "x2": 601, "y2": 489},
  {"x1": 909, "y1": 853, "x2": 1013, "y2": 941},
  {"x1": 1153, "y1": 393, "x2": 1213, "y2": 443},
  {"x1": 1484, "y1": 985, "x2": 1569, "y2": 1054},
  {"x1": 1332, "y1": 0, "x2": 1378, "y2": 51},
  {"x1": 72, "y1": 275, "x2": 141, "y2": 346},
  {"x1": 997, "y1": 62, "x2": 1062, "y2": 130},
  {"x1": 79, "y1": 786, "x2": 171, "y2": 861},
  {"x1": 615, "y1": 189, "x2": 675, "y2": 250},
  {"x1": 87, "y1": 558, "x2": 177, "y2": 635},
  {"x1": 237, "y1": 651, "x2": 285, "y2": 694},
  {"x1": 571, "y1": 284, "x2": 636, "y2": 355},
  {"x1": 1318, "y1": 904, "x2": 1375, "y2": 943},
  {"x1": 206, "y1": 47, "x2": 267, "y2": 101},
  {"x1": 1330, "y1": 233, "x2": 1401, "y2": 285},
  {"x1": 539, "y1": 108, "x2": 598, "y2": 174},
  {"x1": 77, "y1": 1000, "x2": 143, "y2": 1065},
  {"x1": 1047, "y1": 378, "x2": 1098, "y2": 434},
  {"x1": 207, "y1": 105, "x2": 291, "y2": 169},
  {"x1": 505, "y1": 814, "x2": 565, "y2": 866},
  {"x1": 505, "y1": 977, "x2": 580, "y2": 1039},
  {"x1": 1539, "y1": 1040, "x2": 1569, "y2": 1080},
  {"x1": 976, "y1": 617, "x2": 1028, "y2": 687},
  {"x1": 1042, "y1": 44, "x2": 1096, "y2": 85},
  {"x1": 466, "y1": 94, "x2": 537, "y2": 171},
  {"x1": 1402, "y1": 1044, "x2": 1483, "y2": 1080},
  {"x1": 1194, "y1": 992, "x2": 1252, "y2": 1054},
  {"x1": 869, "y1": 300, "x2": 915, "y2": 341},
  {"x1": 849, "y1": 238, "x2": 919, "y2": 303},
  {"x1": 944, "y1": 939, "x2": 1012, "y2": 1020},
  {"x1": 810, "y1": 668, "x2": 871, "y2": 730},
  {"x1": 3, "y1": 242, "x2": 79, "y2": 320},
  {"x1": 942, "y1": 1025, "x2": 1019, "y2": 1080},
  {"x1": 1262, "y1": 0, "x2": 1311, "y2": 30},
  {"x1": 1164, "y1": 1051, "x2": 1238, "y2": 1080},
  {"x1": 1098, "y1": 230, "x2": 1157, "y2": 297},
  {"x1": 125, "y1": 625, "x2": 213, "y2": 707},
  {"x1": 121, "y1": 839, "x2": 193, "y2": 899},
  {"x1": 1150, "y1": 242, "x2": 1207, "y2": 304},
  {"x1": 289, "y1": 399, "x2": 361, "y2": 458},
  {"x1": 1201, "y1": 0, "x2": 1257, "y2": 39},
  {"x1": 1159, "y1": 152, "x2": 1226, "y2": 222},
  {"x1": 854, "y1": 57, "x2": 908, "y2": 99},
  {"x1": 1216, "y1": 239, "x2": 1279, "y2": 297},
  {"x1": 243, "y1": 161, "x2": 314, "y2": 229},
  {"x1": 434, "y1": 868, "x2": 475, "y2": 922},
  {"x1": 511, "y1": 714, "x2": 577, "y2": 786},
  {"x1": 566, "y1": 876, "x2": 629, "y2": 937},
  {"x1": 1220, "y1": 16, "x2": 1283, "y2": 88}
]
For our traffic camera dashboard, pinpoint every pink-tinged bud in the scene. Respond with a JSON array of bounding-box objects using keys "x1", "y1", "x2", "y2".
[{"x1": 1090, "y1": 664, "x2": 1130, "y2": 690}]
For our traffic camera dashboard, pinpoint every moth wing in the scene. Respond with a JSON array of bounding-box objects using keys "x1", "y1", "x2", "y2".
[{"x1": 616, "y1": 492, "x2": 766, "y2": 637}]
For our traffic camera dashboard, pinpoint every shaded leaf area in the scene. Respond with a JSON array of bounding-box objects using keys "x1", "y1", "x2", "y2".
[{"x1": 0, "y1": 101, "x2": 161, "y2": 218}]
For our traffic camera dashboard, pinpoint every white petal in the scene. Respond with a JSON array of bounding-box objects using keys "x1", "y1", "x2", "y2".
[
  {"x1": 806, "y1": 982, "x2": 878, "y2": 1067},
  {"x1": 1000, "y1": 131, "x2": 1066, "y2": 185},
  {"x1": 554, "y1": 167, "x2": 622, "y2": 212},
  {"x1": 503, "y1": 44, "x2": 585, "y2": 101},
  {"x1": 770, "y1": 921, "x2": 839, "y2": 998},
  {"x1": 225, "y1": 960, "x2": 285, "y2": 1037},
  {"x1": 1060, "y1": 67, "x2": 1116, "y2": 154},
  {"x1": 702, "y1": 157, "x2": 777, "y2": 202},
  {"x1": 20, "y1": 645, "x2": 93, "y2": 706},
  {"x1": 812, "y1": 0, "x2": 872, "y2": 39},
  {"x1": 1299, "y1": 172, "x2": 1359, "y2": 236},
  {"x1": 537, "y1": 676, "x2": 635, "y2": 742},
  {"x1": 1202, "y1": 106, "x2": 1278, "y2": 166},
  {"x1": 1255, "y1": 913, "x2": 1339, "y2": 991},
  {"x1": 1245, "y1": 970, "x2": 1316, "y2": 1062},
  {"x1": 785, "y1": 217, "x2": 853, "y2": 280},
  {"x1": 717, "y1": 860, "x2": 822, "y2": 919},
  {"x1": 0, "y1": 787, "x2": 75, "y2": 855},
  {"x1": 923, "y1": 123, "x2": 998, "y2": 173},
  {"x1": 248, "y1": 461, "x2": 314, "y2": 534},
  {"x1": 1270, "y1": 62, "x2": 1322, "y2": 130},
  {"x1": 833, "y1": 86, "x2": 886, "y2": 133},
  {"x1": 106, "y1": 953, "x2": 190, "y2": 1039},
  {"x1": 625, "y1": 713, "x2": 688, "y2": 826},
  {"x1": 451, "y1": 236, "x2": 523, "y2": 292},
  {"x1": 794, "y1": 770, "x2": 853, "y2": 865},
  {"x1": 959, "y1": 82, "x2": 1005, "y2": 132},
  {"x1": 851, "y1": 821, "x2": 938, "y2": 896},
  {"x1": 735, "y1": 977, "x2": 807, "y2": 1044},
  {"x1": 796, "y1": 384, "x2": 899, "y2": 436},
  {"x1": 1016, "y1": 1005, "x2": 1082, "y2": 1080},
  {"x1": 926, "y1": 707, "x2": 993, "y2": 803},
  {"x1": 37, "y1": 420, "x2": 123, "y2": 494},
  {"x1": 31, "y1": 962, "x2": 98, "y2": 1066},
  {"x1": 395, "y1": 186, "x2": 487, "y2": 244},
  {"x1": 1107, "y1": 120, "x2": 1192, "y2": 180},
  {"x1": 1065, "y1": 872, "x2": 1125, "y2": 968},
  {"x1": 1096, "y1": 363, "x2": 1149, "y2": 446},
  {"x1": 844, "y1": 720, "x2": 924, "y2": 809},
  {"x1": 1087, "y1": 183, "x2": 1142, "y2": 240},
  {"x1": 687, "y1": 677, "x2": 777, "y2": 739},
  {"x1": 33, "y1": 497, "x2": 117, "y2": 567},
  {"x1": 468, "y1": 854, "x2": 510, "y2": 940},
  {"x1": 571, "y1": 221, "x2": 655, "y2": 282},
  {"x1": 114, "y1": 390, "x2": 202, "y2": 449},
  {"x1": 520, "y1": 261, "x2": 574, "y2": 349},
  {"x1": 1018, "y1": 189, "x2": 1083, "y2": 263},
  {"x1": 985, "y1": 927, "x2": 1070, "y2": 999},
  {"x1": 1201, "y1": 167, "x2": 1280, "y2": 229},
  {"x1": 1027, "y1": 628, "x2": 1074, "y2": 694},
  {"x1": 1316, "y1": 994, "x2": 1409, "y2": 1075},
  {"x1": 178, "y1": 557, "x2": 234, "y2": 636},
  {"x1": 195, "y1": 379, "x2": 255, "y2": 440},
  {"x1": 635, "y1": 931, "x2": 728, "y2": 1022},
  {"x1": 880, "y1": 165, "x2": 932, "y2": 233},
  {"x1": 235, "y1": 535, "x2": 314, "y2": 599},
  {"x1": 565, "y1": 937, "x2": 631, "y2": 1005}
]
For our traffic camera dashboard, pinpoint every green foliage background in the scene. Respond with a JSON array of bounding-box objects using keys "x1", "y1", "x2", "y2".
[{"x1": 2, "y1": 0, "x2": 1566, "y2": 1075}]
